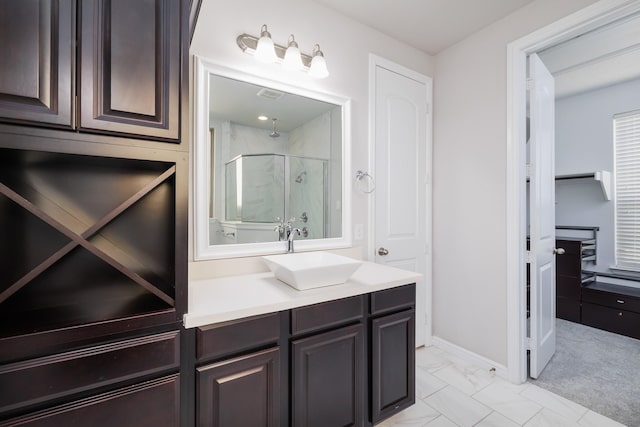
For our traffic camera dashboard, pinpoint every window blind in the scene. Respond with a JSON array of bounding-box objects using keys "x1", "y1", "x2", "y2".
[{"x1": 615, "y1": 110, "x2": 640, "y2": 271}]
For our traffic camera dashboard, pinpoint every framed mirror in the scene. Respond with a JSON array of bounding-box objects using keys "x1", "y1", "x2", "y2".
[{"x1": 193, "y1": 56, "x2": 351, "y2": 259}]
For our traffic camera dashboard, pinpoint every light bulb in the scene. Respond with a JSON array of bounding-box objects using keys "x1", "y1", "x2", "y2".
[
  {"x1": 309, "y1": 45, "x2": 329, "y2": 78},
  {"x1": 255, "y1": 25, "x2": 277, "y2": 63},
  {"x1": 283, "y1": 35, "x2": 304, "y2": 71}
]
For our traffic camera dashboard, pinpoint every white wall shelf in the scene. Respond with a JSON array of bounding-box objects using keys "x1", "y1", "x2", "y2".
[{"x1": 555, "y1": 170, "x2": 611, "y2": 201}]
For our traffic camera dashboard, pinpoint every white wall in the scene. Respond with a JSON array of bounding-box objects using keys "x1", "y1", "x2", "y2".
[
  {"x1": 433, "y1": 0, "x2": 598, "y2": 365},
  {"x1": 189, "y1": 0, "x2": 434, "y2": 279},
  {"x1": 555, "y1": 77, "x2": 640, "y2": 270}
]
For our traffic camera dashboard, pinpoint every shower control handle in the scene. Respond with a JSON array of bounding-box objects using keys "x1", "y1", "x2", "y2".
[{"x1": 378, "y1": 247, "x2": 389, "y2": 256}]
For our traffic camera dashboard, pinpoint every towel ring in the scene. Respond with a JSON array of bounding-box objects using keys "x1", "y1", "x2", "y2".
[{"x1": 355, "y1": 170, "x2": 375, "y2": 194}]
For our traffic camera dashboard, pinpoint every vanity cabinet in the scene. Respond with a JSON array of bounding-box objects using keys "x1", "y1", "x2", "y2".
[
  {"x1": 370, "y1": 286, "x2": 416, "y2": 424},
  {"x1": 195, "y1": 313, "x2": 282, "y2": 427},
  {"x1": 192, "y1": 284, "x2": 416, "y2": 427},
  {"x1": 291, "y1": 296, "x2": 366, "y2": 427},
  {"x1": 0, "y1": 0, "x2": 183, "y2": 142},
  {"x1": 197, "y1": 348, "x2": 280, "y2": 427}
]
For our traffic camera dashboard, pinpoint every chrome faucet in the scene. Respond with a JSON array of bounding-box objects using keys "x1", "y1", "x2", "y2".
[{"x1": 287, "y1": 227, "x2": 302, "y2": 253}]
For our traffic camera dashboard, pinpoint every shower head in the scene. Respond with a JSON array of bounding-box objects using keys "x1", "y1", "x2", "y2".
[
  {"x1": 269, "y1": 118, "x2": 280, "y2": 138},
  {"x1": 295, "y1": 171, "x2": 307, "y2": 183}
]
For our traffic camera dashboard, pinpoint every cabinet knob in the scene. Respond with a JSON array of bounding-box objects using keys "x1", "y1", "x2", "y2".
[
  {"x1": 378, "y1": 247, "x2": 389, "y2": 256},
  {"x1": 618, "y1": 312, "x2": 623, "y2": 316},
  {"x1": 553, "y1": 247, "x2": 566, "y2": 255}
]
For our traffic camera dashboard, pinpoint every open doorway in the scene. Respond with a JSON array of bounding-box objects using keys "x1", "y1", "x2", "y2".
[
  {"x1": 526, "y1": 16, "x2": 640, "y2": 424},
  {"x1": 511, "y1": 2, "x2": 640, "y2": 425}
]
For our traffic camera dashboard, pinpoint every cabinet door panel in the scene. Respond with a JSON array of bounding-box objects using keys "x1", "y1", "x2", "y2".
[
  {"x1": 80, "y1": 0, "x2": 180, "y2": 140},
  {"x1": 0, "y1": 0, "x2": 74, "y2": 127},
  {"x1": 197, "y1": 347, "x2": 280, "y2": 427},
  {"x1": 291, "y1": 323, "x2": 364, "y2": 427},
  {"x1": 371, "y1": 309, "x2": 415, "y2": 424}
]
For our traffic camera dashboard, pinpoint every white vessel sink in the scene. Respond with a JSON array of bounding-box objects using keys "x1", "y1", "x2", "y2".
[{"x1": 262, "y1": 252, "x2": 362, "y2": 290}]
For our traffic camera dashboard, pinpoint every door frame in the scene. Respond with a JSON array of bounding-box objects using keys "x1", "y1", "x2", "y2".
[
  {"x1": 367, "y1": 54, "x2": 433, "y2": 346},
  {"x1": 506, "y1": 0, "x2": 640, "y2": 383}
]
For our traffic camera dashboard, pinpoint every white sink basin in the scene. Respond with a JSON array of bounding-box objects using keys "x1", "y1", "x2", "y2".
[{"x1": 262, "y1": 252, "x2": 362, "y2": 290}]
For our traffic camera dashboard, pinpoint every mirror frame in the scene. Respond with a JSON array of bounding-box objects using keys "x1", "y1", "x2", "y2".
[{"x1": 193, "y1": 55, "x2": 352, "y2": 260}]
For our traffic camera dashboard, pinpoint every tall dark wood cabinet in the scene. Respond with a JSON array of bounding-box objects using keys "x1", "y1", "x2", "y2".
[{"x1": 0, "y1": 0, "x2": 189, "y2": 425}]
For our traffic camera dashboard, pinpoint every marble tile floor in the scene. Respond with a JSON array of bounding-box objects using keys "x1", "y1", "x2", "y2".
[{"x1": 378, "y1": 346, "x2": 626, "y2": 427}]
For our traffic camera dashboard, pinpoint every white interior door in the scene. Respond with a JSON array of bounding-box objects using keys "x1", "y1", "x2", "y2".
[
  {"x1": 528, "y1": 53, "x2": 556, "y2": 379},
  {"x1": 373, "y1": 60, "x2": 431, "y2": 347}
]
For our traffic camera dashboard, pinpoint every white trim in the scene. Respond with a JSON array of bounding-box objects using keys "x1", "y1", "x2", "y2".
[
  {"x1": 193, "y1": 56, "x2": 352, "y2": 260},
  {"x1": 506, "y1": 0, "x2": 640, "y2": 384},
  {"x1": 368, "y1": 54, "x2": 434, "y2": 346},
  {"x1": 431, "y1": 337, "x2": 509, "y2": 379}
]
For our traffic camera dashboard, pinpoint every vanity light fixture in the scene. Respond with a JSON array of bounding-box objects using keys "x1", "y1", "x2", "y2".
[
  {"x1": 308, "y1": 44, "x2": 329, "y2": 78},
  {"x1": 237, "y1": 25, "x2": 329, "y2": 78},
  {"x1": 283, "y1": 35, "x2": 304, "y2": 71},
  {"x1": 255, "y1": 25, "x2": 278, "y2": 63}
]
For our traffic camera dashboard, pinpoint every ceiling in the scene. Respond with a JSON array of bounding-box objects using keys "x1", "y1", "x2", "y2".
[
  {"x1": 312, "y1": 0, "x2": 640, "y2": 97},
  {"x1": 311, "y1": 0, "x2": 536, "y2": 55},
  {"x1": 538, "y1": 11, "x2": 640, "y2": 98}
]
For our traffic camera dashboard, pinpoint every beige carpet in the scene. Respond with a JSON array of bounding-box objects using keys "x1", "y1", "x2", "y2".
[{"x1": 530, "y1": 318, "x2": 640, "y2": 426}]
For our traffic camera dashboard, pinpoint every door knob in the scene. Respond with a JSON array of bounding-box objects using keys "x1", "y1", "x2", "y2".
[
  {"x1": 378, "y1": 247, "x2": 389, "y2": 256},
  {"x1": 553, "y1": 247, "x2": 566, "y2": 255}
]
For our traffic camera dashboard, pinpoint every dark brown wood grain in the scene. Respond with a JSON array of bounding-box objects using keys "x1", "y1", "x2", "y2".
[
  {"x1": 370, "y1": 309, "x2": 416, "y2": 424},
  {"x1": 197, "y1": 348, "x2": 280, "y2": 427},
  {"x1": 79, "y1": 0, "x2": 181, "y2": 140},
  {"x1": 0, "y1": 0, "x2": 74, "y2": 128},
  {"x1": 291, "y1": 323, "x2": 364, "y2": 427}
]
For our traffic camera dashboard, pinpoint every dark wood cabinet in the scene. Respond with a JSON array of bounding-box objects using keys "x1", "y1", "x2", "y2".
[
  {"x1": 0, "y1": 0, "x2": 183, "y2": 142},
  {"x1": 0, "y1": 0, "x2": 188, "y2": 424},
  {"x1": 0, "y1": 375, "x2": 180, "y2": 427},
  {"x1": 582, "y1": 282, "x2": 640, "y2": 340},
  {"x1": 370, "y1": 285, "x2": 416, "y2": 424},
  {"x1": 197, "y1": 348, "x2": 280, "y2": 427},
  {"x1": 191, "y1": 285, "x2": 416, "y2": 427},
  {"x1": 555, "y1": 237, "x2": 596, "y2": 322},
  {"x1": 194, "y1": 313, "x2": 283, "y2": 427},
  {"x1": 371, "y1": 310, "x2": 415, "y2": 424},
  {"x1": 79, "y1": 0, "x2": 181, "y2": 140},
  {"x1": 0, "y1": 0, "x2": 75, "y2": 128},
  {"x1": 291, "y1": 323, "x2": 365, "y2": 427}
]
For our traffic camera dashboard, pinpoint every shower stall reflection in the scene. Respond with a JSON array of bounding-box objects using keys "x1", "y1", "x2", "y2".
[{"x1": 213, "y1": 154, "x2": 329, "y2": 244}]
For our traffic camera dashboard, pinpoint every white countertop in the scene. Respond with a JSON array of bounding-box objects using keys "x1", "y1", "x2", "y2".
[{"x1": 184, "y1": 261, "x2": 421, "y2": 328}]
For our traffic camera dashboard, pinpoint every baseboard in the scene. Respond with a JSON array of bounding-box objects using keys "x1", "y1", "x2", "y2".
[{"x1": 431, "y1": 336, "x2": 509, "y2": 380}]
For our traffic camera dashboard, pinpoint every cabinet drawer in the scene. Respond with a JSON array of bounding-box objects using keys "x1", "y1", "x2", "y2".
[
  {"x1": 582, "y1": 285, "x2": 640, "y2": 313},
  {"x1": 370, "y1": 284, "x2": 416, "y2": 316},
  {"x1": 0, "y1": 375, "x2": 179, "y2": 427},
  {"x1": 197, "y1": 313, "x2": 281, "y2": 362},
  {"x1": 291, "y1": 295, "x2": 364, "y2": 336},
  {"x1": 582, "y1": 302, "x2": 640, "y2": 340},
  {"x1": 0, "y1": 331, "x2": 179, "y2": 414}
]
